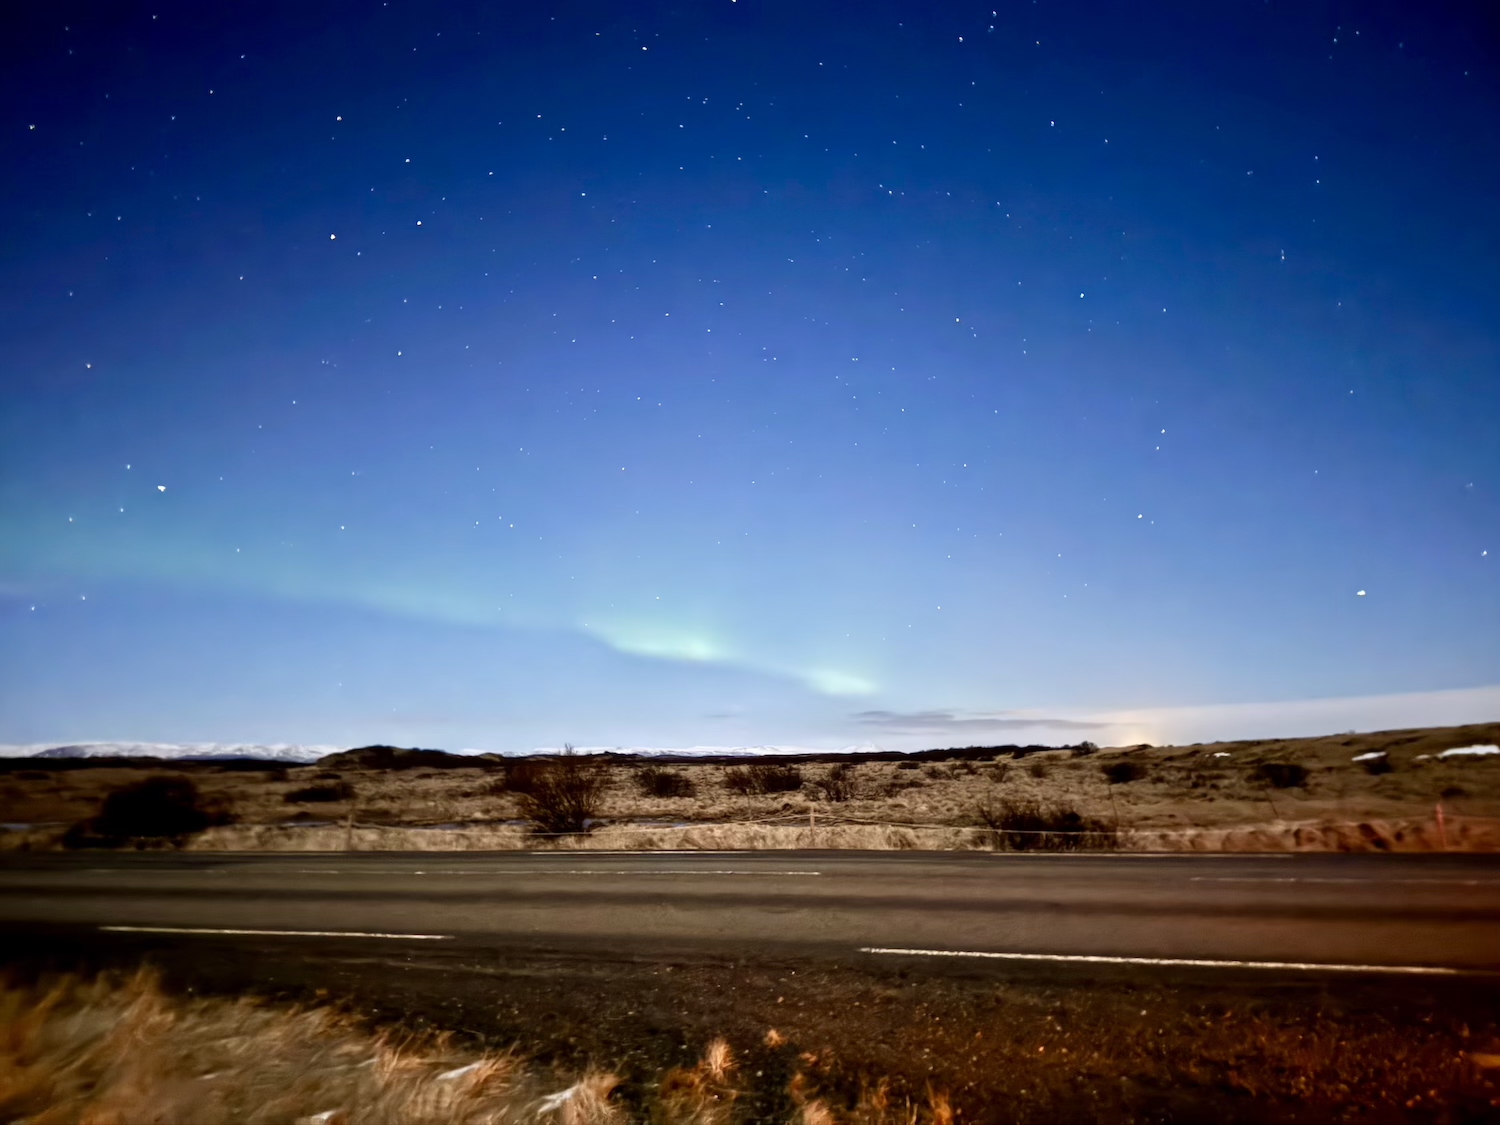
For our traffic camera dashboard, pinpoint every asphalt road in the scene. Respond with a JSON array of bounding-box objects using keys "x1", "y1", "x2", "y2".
[{"x1": 2, "y1": 850, "x2": 1497, "y2": 974}]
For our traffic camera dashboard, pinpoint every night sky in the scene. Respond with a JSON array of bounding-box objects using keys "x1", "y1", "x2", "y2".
[{"x1": 2, "y1": 2, "x2": 1496, "y2": 752}]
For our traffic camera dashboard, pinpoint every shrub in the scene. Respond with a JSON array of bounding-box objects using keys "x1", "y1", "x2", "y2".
[
  {"x1": 64, "y1": 777, "x2": 232, "y2": 847},
  {"x1": 723, "y1": 762, "x2": 802, "y2": 795},
  {"x1": 1441, "y1": 785, "x2": 1468, "y2": 799},
  {"x1": 634, "y1": 765, "x2": 696, "y2": 799},
  {"x1": 1074, "y1": 741, "x2": 1100, "y2": 757},
  {"x1": 1028, "y1": 760, "x2": 1049, "y2": 779},
  {"x1": 896, "y1": 761, "x2": 921, "y2": 771},
  {"x1": 1101, "y1": 760, "x2": 1147, "y2": 784},
  {"x1": 284, "y1": 782, "x2": 354, "y2": 803},
  {"x1": 812, "y1": 763, "x2": 857, "y2": 802},
  {"x1": 922, "y1": 764, "x2": 952, "y2": 780},
  {"x1": 1255, "y1": 762, "x2": 1309, "y2": 789},
  {"x1": 882, "y1": 776, "x2": 925, "y2": 796},
  {"x1": 1360, "y1": 754, "x2": 1394, "y2": 776},
  {"x1": 973, "y1": 796, "x2": 1116, "y2": 851},
  {"x1": 499, "y1": 758, "x2": 550, "y2": 795},
  {"x1": 513, "y1": 749, "x2": 607, "y2": 835}
]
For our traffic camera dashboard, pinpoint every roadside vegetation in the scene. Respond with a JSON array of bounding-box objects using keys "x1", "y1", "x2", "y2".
[
  {"x1": 284, "y1": 780, "x2": 355, "y2": 804},
  {"x1": 0, "y1": 969, "x2": 958, "y2": 1124},
  {"x1": 723, "y1": 762, "x2": 803, "y2": 796},
  {"x1": 60, "y1": 776, "x2": 233, "y2": 848},
  {"x1": 504, "y1": 748, "x2": 608, "y2": 836},
  {"x1": 971, "y1": 796, "x2": 1118, "y2": 851},
  {"x1": 3, "y1": 963, "x2": 1496, "y2": 1124},
  {"x1": 3, "y1": 722, "x2": 1497, "y2": 853}
]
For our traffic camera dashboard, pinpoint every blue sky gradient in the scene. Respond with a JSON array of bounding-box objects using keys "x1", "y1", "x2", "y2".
[{"x1": 2, "y1": 2, "x2": 1496, "y2": 750}]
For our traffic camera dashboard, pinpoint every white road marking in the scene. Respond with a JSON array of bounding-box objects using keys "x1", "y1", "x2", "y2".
[
  {"x1": 551, "y1": 869, "x2": 822, "y2": 876},
  {"x1": 102, "y1": 925, "x2": 452, "y2": 940},
  {"x1": 860, "y1": 946, "x2": 1484, "y2": 976},
  {"x1": 283, "y1": 868, "x2": 822, "y2": 876},
  {"x1": 1190, "y1": 876, "x2": 1499, "y2": 886},
  {"x1": 987, "y1": 852, "x2": 1293, "y2": 859}
]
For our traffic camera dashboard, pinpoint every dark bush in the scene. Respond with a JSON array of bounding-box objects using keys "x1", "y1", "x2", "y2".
[
  {"x1": 1101, "y1": 760, "x2": 1148, "y2": 784},
  {"x1": 973, "y1": 797, "x2": 1116, "y2": 851},
  {"x1": 753, "y1": 762, "x2": 804, "y2": 793},
  {"x1": 64, "y1": 777, "x2": 232, "y2": 847},
  {"x1": 896, "y1": 761, "x2": 921, "y2": 771},
  {"x1": 1441, "y1": 785, "x2": 1468, "y2": 799},
  {"x1": 812, "y1": 763, "x2": 857, "y2": 802},
  {"x1": 923, "y1": 764, "x2": 953, "y2": 780},
  {"x1": 1028, "y1": 760, "x2": 1049, "y2": 779},
  {"x1": 882, "y1": 776, "x2": 925, "y2": 796},
  {"x1": 1360, "y1": 754, "x2": 1394, "y2": 776},
  {"x1": 724, "y1": 762, "x2": 803, "y2": 795},
  {"x1": 1073, "y1": 741, "x2": 1100, "y2": 757},
  {"x1": 499, "y1": 757, "x2": 550, "y2": 795},
  {"x1": 1255, "y1": 762, "x2": 1309, "y2": 789},
  {"x1": 514, "y1": 749, "x2": 607, "y2": 835},
  {"x1": 284, "y1": 781, "x2": 354, "y2": 803},
  {"x1": 634, "y1": 765, "x2": 696, "y2": 799}
]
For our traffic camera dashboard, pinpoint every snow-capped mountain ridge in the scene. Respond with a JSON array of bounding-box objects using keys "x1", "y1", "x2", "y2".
[
  {"x1": 3, "y1": 742, "x2": 884, "y2": 763},
  {"x1": 9, "y1": 742, "x2": 337, "y2": 764}
]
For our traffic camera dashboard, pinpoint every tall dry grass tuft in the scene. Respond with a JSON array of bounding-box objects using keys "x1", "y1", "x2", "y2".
[
  {"x1": 0, "y1": 969, "x2": 623, "y2": 1124},
  {"x1": 787, "y1": 1069, "x2": 954, "y2": 1125},
  {"x1": 653, "y1": 1038, "x2": 740, "y2": 1124}
]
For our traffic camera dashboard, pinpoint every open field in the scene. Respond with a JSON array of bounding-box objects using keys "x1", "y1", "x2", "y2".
[{"x1": 1, "y1": 723, "x2": 1496, "y2": 853}]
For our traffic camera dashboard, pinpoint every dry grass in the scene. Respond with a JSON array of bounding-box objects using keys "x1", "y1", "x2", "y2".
[
  {"x1": 182, "y1": 822, "x2": 976, "y2": 852},
  {"x1": 0, "y1": 974, "x2": 961, "y2": 1124},
  {"x1": 3, "y1": 721, "x2": 1496, "y2": 853},
  {"x1": 0, "y1": 970, "x2": 622, "y2": 1124}
]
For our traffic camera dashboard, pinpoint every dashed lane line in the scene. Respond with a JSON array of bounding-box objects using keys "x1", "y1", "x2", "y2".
[
  {"x1": 860, "y1": 946, "x2": 1488, "y2": 976},
  {"x1": 102, "y1": 925, "x2": 452, "y2": 940}
]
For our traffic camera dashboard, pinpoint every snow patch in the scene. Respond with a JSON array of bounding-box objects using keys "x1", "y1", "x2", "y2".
[{"x1": 1439, "y1": 744, "x2": 1500, "y2": 758}]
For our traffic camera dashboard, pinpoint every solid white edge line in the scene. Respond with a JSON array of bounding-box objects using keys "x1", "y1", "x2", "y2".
[
  {"x1": 102, "y1": 925, "x2": 452, "y2": 940},
  {"x1": 1190, "y1": 876, "x2": 1498, "y2": 886},
  {"x1": 859, "y1": 946, "x2": 1485, "y2": 976},
  {"x1": 987, "y1": 852, "x2": 1294, "y2": 859},
  {"x1": 284, "y1": 869, "x2": 823, "y2": 876}
]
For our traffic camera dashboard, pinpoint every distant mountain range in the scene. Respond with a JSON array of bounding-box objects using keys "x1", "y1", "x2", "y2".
[
  {"x1": 517, "y1": 745, "x2": 884, "y2": 759},
  {"x1": 1, "y1": 742, "x2": 884, "y2": 764},
  {"x1": 11, "y1": 742, "x2": 338, "y2": 764}
]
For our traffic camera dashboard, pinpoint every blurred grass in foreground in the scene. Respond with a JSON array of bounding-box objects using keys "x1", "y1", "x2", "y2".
[{"x1": 0, "y1": 970, "x2": 955, "y2": 1124}]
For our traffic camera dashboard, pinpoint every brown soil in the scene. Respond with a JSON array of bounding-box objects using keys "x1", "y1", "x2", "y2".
[{"x1": 5, "y1": 927, "x2": 1499, "y2": 1123}]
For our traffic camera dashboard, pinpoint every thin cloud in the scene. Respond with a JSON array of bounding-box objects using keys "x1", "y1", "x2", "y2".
[{"x1": 853, "y1": 710, "x2": 1108, "y2": 734}]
